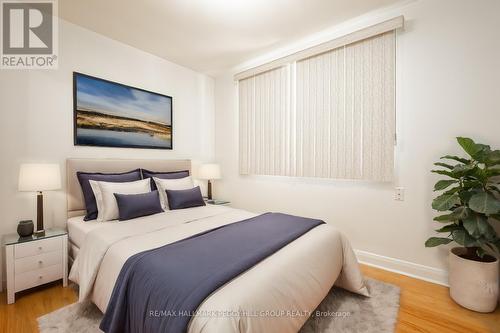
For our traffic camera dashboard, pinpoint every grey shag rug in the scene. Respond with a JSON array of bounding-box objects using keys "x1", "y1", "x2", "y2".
[{"x1": 38, "y1": 278, "x2": 399, "y2": 333}]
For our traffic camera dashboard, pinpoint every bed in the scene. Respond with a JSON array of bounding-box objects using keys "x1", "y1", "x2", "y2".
[
  {"x1": 66, "y1": 158, "x2": 369, "y2": 333},
  {"x1": 67, "y1": 216, "x2": 116, "y2": 261}
]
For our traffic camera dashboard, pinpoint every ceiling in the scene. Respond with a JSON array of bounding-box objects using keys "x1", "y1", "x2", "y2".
[{"x1": 59, "y1": 0, "x2": 402, "y2": 75}]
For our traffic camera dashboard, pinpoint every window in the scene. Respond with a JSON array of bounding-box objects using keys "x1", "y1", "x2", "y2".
[{"x1": 237, "y1": 17, "x2": 401, "y2": 181}]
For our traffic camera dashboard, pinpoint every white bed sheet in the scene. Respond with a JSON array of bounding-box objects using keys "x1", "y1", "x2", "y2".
[
  {"x1": 67, "y1": 216, "x2": 117, "y2": 249},
  {"x1": 69, "y1": 243, "x2": 79, "y2": 261}
]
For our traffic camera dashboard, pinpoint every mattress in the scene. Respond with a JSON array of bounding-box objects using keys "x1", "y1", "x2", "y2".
[{"x1": 67, "y1": 215, "x2": 117, "y2": 249}]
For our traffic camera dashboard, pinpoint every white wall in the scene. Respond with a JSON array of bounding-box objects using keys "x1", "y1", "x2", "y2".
[
  {"x1": 0, "y1": 19, "x2": 215, "y2": 239},
  {"x1": 214, "y1": 0, "x2": 500, "y2": 284}
]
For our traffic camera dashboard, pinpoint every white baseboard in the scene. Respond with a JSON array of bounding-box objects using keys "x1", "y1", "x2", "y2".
[{"x1": 355, "y1": 249, "x2": 449, "y2": 287}]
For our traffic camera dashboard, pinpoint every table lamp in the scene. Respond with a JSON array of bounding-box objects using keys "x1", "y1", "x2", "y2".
[
  {"x1": 198, "y1": 164, "x2": 221, "y2": 200},
  {"x1": 18, "y1": 163, "x2": 61, "y2": 236}
]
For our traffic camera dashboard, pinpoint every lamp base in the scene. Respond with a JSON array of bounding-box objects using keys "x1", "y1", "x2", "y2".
[
  {"x1": 36, "y1": 191, "x2": 44, "y2": 236},
  {"x1": 207, "y1": 180, "x2": 212, "y2": 200},
  {"x1": 34, "y1": 229, "x2": 45, "y2": 237}
]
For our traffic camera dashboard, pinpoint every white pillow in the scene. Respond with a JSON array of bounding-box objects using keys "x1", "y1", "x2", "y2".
[
  {"x1": 154, "y1": 176, "x2": 194, "y2": 210},
  {"x1": 90, "y1": 178, "x2": 151, "y2": 222}
]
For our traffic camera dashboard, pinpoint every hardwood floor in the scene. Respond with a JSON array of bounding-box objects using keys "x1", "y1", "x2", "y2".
[
  {"x1": 0, "y1": 281, "x2": 76, "y2": 333},
  {"x1": 0, "y1": 265, "x2": 498, "y2": 332},
  {"x1": 360, "y1": 265, "x2": 500, "y2": 333}
]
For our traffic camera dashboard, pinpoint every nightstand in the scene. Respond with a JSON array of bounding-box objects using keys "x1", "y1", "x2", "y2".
[
  {"x1": 3, "y1": 228, "x2": 68, "y2": 304},
  {"x1": 205, "y1": 199, "x2": 231, "y2": 206}
]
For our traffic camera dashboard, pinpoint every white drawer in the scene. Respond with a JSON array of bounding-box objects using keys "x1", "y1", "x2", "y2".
[
  {"x1": 14, "y1": 237, "x2": 62, "y2": 259},
  {"x1": 15, "y1": 264, "x2": 63, "y2": 292},
  {"x1": 15, "y1": 250, "x2": 62, "y2": 274}
]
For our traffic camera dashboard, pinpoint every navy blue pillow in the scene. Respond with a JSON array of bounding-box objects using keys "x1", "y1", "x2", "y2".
[
  {"x1": 165, "y1": 186, "x2": 206, "y2": 210},
  {"x1": 114, "y1": 190, "x2": 163, "y2": 221},
  {"x1": 77, "y1": 169, "x2": 142, "y2": 221},
  {"x1": 141, "y1": 169, "x2": 190, "y2": 190}
]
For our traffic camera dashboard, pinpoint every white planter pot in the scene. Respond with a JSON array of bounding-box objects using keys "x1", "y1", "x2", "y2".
[{"x1": 449, "y1": 247, "x2": 499, "y2": 313}]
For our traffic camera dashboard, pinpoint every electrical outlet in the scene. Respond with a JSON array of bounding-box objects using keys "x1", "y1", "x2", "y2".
[{"x1": 395, "y1": 187, "x2": 405, "y2": 201}]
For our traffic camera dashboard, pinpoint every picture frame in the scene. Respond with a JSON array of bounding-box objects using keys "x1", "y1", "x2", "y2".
[{"x1": 73, "y1": 72, "x2": 173, "y2": 150}]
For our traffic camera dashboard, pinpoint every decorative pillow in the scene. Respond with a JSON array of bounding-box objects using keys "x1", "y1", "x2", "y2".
[
  {"x1": 153, "y1": 176, "x2": 194, "y2": 210},
  {"x1": 90, "y1": 178, "x2": 151, "y2": 222},
  {"x1": 166, "y1": 186, "x2": 206, "y2": 210},
  {"x1": 141, "y1": 169, "x2": 190, "y2": 190},
  {"x1": 114, "y1": 190, "x2": 163, "y2": 221},
  {"x1": 77, "y1": 169, "x2": 141, "y2": 221}
]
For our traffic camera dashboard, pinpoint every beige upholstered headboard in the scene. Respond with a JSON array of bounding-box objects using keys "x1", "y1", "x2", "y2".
[{"x1": 66, "y1": 158, "x2": 191, "y2": 218}]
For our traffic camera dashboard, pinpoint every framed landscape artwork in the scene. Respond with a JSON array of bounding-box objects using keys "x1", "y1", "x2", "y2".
[{"x1": 73, "y1": 72, "x2": 173, "y2": 149}]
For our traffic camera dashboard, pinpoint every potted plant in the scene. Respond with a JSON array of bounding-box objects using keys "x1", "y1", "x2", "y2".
[{"x1": 425, "y1": 137, "x2": 500, "y2": 313}]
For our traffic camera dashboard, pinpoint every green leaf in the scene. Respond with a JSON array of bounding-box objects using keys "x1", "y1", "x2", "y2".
[
  {"x1": 462, "y1": 180, "x2": 483, "y2": 189},
  {"x1": 433, "y1": 214, "x2": 455, "y2": 222},
  {"x1": 485, "y1": 167, "x2": 500, "y2": 177},
  {"x1": 475, "y1": 145, "x2": 493, "y2": 163},
  {"x1": 440, "y1": 155, "x2": 470, "y2": 164},
  {"x1": 452, "y1": 206, "x2": 471, "y2": 220},
  {"x1": 434, "y1": 207, "x2": 470, "y2": 222},
  {"x1": 431, "y1": 169, "x2": 457, "y2": 179},
  {"x1": 433, "y1": 213, "x2": 456, "y2": 222},
  {"x1": 435, "y1": 224, "x2": 461, "y2": 233},
  {"x1": 432, "y1": 193, "x2": 461, "y2": 211},
  {"x1": 425, "y1": 237, "x2": 452, "y2": 247},
  {"x1": 451, "y1": 164, "x2": 475, "y2": 177},
  {"x1": 457, "y1": 137, "x2": 490, "y2": 159},
  {"x1": 444, "y1": 186, "x2": 461, "y2": 195},
  {"x1": 452, "y1": 229, "x2": 478, "y2": 247},
  {"x1": 434, "y1": 180, "x2": 458, "y2": 191},
  {"x1": 434, "y1": 162, "x2": 455, "y2": 170},
  {"x1": 463, "y1": 214, "x2": 492, "y2": 238},
  {"x1": 485, "y1": 150, "x2": 500, "y2": 166},
  {"x1": 459, "y1": 190, "x2": 476, "y2": 203},
  {"x1": 469, "y1": 167, "x2": 488, "y2": 183},
  {"x1": 469, "y1": 191, "x2": 500, "y2": 214},
  {"x1": 457, "y1": 137, "x2": 482, "y2": 157}
]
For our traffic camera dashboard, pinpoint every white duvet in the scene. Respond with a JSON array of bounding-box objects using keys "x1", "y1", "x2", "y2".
[{"x1": 69, "y1": 205, "x2": 369, "y2": 333}]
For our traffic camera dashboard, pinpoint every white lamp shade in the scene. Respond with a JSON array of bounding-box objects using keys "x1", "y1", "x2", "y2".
[
  {"x1": 198, "y1": 163, "x2": 221, "y2": 180},
  {"x1": 18, "y1": 163, "x2": 61, "y2": 192}
]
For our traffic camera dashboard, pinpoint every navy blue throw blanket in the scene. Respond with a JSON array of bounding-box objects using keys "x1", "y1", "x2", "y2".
[{"x1": 100, "y1": 213, "x2": 324, "y2": 333}]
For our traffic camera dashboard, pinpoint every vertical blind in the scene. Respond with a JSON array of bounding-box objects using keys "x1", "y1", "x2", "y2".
[
  {"x1": 239, "y1": 66, "x2": 290, "y2": 176},
  {"x1": 239, "y1": 30, "x2": 396, "y2": 181}
]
